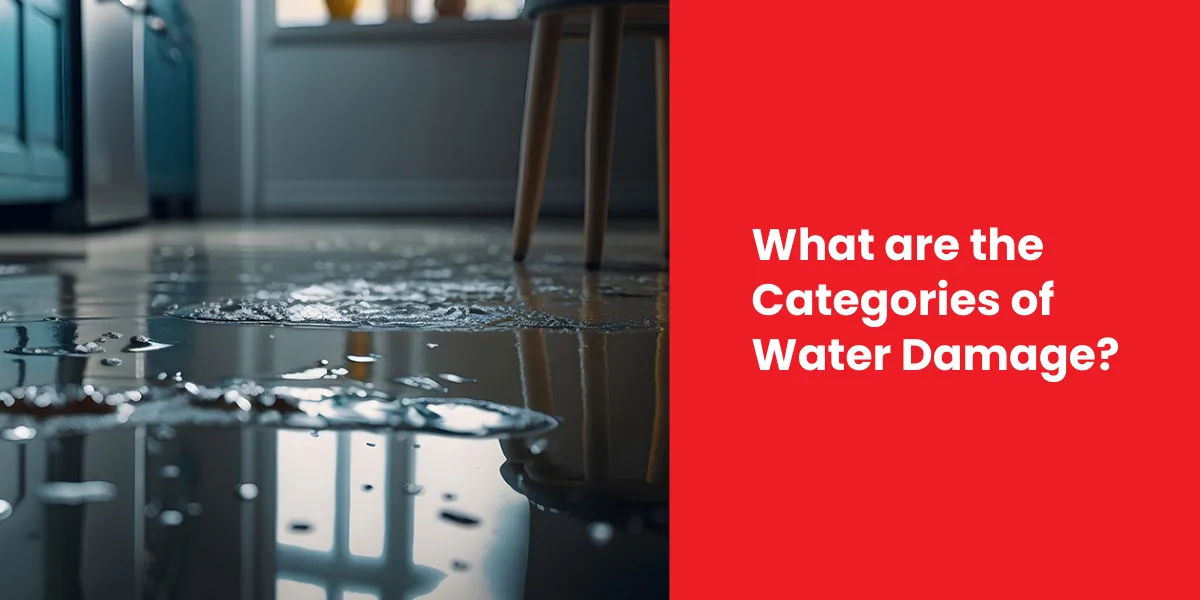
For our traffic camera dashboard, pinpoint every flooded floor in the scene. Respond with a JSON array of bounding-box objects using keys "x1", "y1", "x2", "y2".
[{"x1": 0, "y1": 221, "x2": 668, "y2": 600}]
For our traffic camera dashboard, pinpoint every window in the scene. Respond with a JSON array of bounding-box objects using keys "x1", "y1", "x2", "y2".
[{"x1": 275, "y1": 0, "x2": 525, "y2": 28}]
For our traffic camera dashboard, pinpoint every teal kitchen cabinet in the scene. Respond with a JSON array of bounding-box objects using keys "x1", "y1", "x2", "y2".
[
  {"x1": 0, "y1": 0, "x2": 70, "y2": 204},
  {"x1": 144, "y1": 0, "x2": 195, "y2": 202}
]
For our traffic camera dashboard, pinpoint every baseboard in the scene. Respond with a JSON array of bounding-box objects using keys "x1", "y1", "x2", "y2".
[{"x1": 261, "y1": 179, "x2": 658, "y2": 217}]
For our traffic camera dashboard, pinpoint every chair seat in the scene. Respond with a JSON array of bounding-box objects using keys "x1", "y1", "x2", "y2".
[{"x1": 522, "y1": 0, "x2": 668, "y2": 20}]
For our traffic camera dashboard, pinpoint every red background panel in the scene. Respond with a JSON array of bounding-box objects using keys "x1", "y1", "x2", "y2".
[{"x1": 672, "y1": 0, "x2": 1199, "y2": 597}]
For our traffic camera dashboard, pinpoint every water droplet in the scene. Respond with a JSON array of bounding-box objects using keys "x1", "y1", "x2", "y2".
[
  {"x1": 347, "y1": 353, "x2": 382, "y2": 363},
  {"x1": 73, "y1": 342, "x2": 105, "y2": 354},
  {"x1": 529, "y1": 438, "x2": 549, "y2": 455},
  {"x1": 101, "y1": 358, "x2": 123, "y2": 367},
  {"x1": 154, "y1": 426, "x2": 177, "y2": 440},
  {"x1": 102, "y1": 332, "x2": 124, "y2": 340},
  {"x1": 413, "y1": 444, "x2": 422, "y2": 449},
  {"x1": 365, "y1": 442, "x2": 376, "y2": 447},
  {"x1": 289, "y1": 521, "x2": 312, "y2": 533},
  {"x1": 439, "y1": 509, "x2": 481, "y2": 527},
  {"x1": 587, "y1": 522, "x2": 615, "y2": 546},
  {"x1": 426, "y1": 343, "x2": 439, "y2": 349},
  {"x1": 186, "y1": 502, "x2": 203, "y2": 516},
  {"x1": 37, "y1": 481, "x2": 118, "y2": 505},
  {"x1": 402, "y1": 483, "x2": 424, "y2": 495},
  {"x1": 451, "y1": 560, "x2": 470, "y2": 572},
  {"x1": 437, "y1": 373, "x2": 477, "y2": 384},
  {"x1": 2, "y1": 425, "x2": 36, "y2": 442},
  {"x1": 237, "y1": 483, "x2": 259, "y2": 500},
  {"x1": 161, "y1": 465, "x2": 181, "y2": 479},
  {"x1": 394, "y1": 376, "x2": 448, "y2": 393},
  {"x1": 160, "y1": 510, "x2": 184, "y2": 526},
  {"x1": 122, "y1": 337, "x2": 174, "y2": 353},
  {"x1": 362, "y1": 484, "x2": 374, "y2": 492},
  {"x1": 0, "y1": 499, "x2": 11, "y2": 521},
  {"x1": 145, "y1": 503, "x2": 161, "y2": 519}
]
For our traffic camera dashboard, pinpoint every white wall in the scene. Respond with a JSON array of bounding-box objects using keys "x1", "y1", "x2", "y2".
[
  {"x1": 184, "y1": 1, "x2": 661, "y2": 218},
  {"x1": 183, "y1": 0, "x2": 255, "y2": 217},
  {"x1": 259, "y1": 30, "x2": 660, "y2": 217}
]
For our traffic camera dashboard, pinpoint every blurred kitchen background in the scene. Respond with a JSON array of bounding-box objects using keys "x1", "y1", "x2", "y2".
[{"x1": 0, "y1": 0, "x2": 660, "y2": 227}]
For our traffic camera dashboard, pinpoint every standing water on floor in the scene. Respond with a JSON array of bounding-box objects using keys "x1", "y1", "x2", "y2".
[{"x1": 0, "y1": 223, "x2": 668, "y2": 600}]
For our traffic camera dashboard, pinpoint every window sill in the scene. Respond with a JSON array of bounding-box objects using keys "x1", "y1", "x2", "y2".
[{"x1": 270, "y1": 19, "x2": 535, "y2": 46}]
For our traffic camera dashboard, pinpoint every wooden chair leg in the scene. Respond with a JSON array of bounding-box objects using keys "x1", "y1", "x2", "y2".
[
  {"x1": 513, "y1": 13, "x2": 565, "y2": 262},
  {"x1": 655, "y1": 35, "x2": 669, "y2": 259},
  {"x1": 584, "y1": 6, "x2": 626, "y2": 270}
]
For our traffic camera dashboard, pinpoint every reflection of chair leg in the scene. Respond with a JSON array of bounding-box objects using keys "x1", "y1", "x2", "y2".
[
  {"x1": 584, "y1": 6, "x2": 626, "y2": 270},
  {"x1": 513, "y1": 13, "x2": 566, "y2": 262},
  {"x1": 346, "y1": 331, "x2": 374, "y2": 382},
  {"x1": 579, "y1": 274, "x2": 610, "y2": 483},
  {"x1": 515, "y1": 265, "x2": 555, "y2": 417},
  {"x1": 655, "y1": 34, "x2": 670, "y2": 258},
  {"x1": 647, "y1": 273, "x2": 669, "y2": 484}
]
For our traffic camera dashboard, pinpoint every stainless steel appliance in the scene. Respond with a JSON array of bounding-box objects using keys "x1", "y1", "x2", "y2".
[{"x1": 57, "y1": 0, "x2": 151, "y2": 228}]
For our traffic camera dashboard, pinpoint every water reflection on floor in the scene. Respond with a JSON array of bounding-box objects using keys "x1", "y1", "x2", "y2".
[{"x1": 0, "y1": 222, "x2": 668, "y2": 600}]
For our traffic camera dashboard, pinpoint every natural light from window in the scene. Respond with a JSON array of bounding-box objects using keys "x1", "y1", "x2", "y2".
[{"x1": 276, "y1": 0, "x2": 525, "y2": 27}]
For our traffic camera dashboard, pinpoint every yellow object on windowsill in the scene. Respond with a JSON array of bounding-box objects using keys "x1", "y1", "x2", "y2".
[{"x1": 325, "y1": 0, "x2": 359, "y2": 20}]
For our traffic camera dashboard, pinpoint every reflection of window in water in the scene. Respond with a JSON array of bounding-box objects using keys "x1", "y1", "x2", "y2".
[
  {"x1": 276, "y1": 430, "x2": 389, "y2": 593},
  {"x1": 275, "y1": 0, "x2": 524, "y2": 27},
  {"x1": 277, "y1": 577, "x2": 328, "y2": 600}
]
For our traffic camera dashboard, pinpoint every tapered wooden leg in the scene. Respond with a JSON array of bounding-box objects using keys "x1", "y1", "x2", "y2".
[
  {"x1": 584, "y1": 6, "x2": 625, "y2": 270},
  {"x1": 513, "y1": 13, "x2": 565, "y2": 262},
  {"x1": 655, "y1": 35, "x2": 669, "y2": 259}
]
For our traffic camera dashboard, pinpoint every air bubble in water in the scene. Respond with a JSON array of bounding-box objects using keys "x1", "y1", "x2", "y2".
[
  {"x1": 437, "y1": 373, "x2": 477, "y2": 384},
  {"x1": 238, "y1": 484, "x2": 259, "y2": 500},
  {"x1": 37, "y1": 481, "x2": 118, "y2": 505},
  {"x1": 2, "y1": 426, "x2": 36, "y2": 441},
  {"x1": 101, "y1": 358, "x2": 123, "y2": 367},
  {"x1": 402, "y1": 483, "x2": 424, "y2": 495},
  {"x1": 587, "y1": 522, "x2": 615, "y2": 546},
  {"x1": 529, "y1": 438, "x2": 549, "y2": 455},
  {"x1": 161, "y1": 465, "x2": 181, "y2": 479},
  {"x1": 160, "y1": 510, "x2": 184, "y2": 526}
]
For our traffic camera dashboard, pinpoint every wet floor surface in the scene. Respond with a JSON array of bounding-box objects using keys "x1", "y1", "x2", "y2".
[{"x1": 0, "y1": 222, "x2": 668, "y2": 600}]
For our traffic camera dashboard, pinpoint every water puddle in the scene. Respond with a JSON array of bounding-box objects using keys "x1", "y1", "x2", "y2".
[
  {"x1": 0, "y1": 379, "x2": 558, "y2": 440},
  {"x1": 166, "y1": 277, "x2": 656, "y2": 331}
]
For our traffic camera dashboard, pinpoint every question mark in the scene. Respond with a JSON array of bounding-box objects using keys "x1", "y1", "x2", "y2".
[{"x1": 1097, "y1": 338, "x2": 1118, "y2": 371}]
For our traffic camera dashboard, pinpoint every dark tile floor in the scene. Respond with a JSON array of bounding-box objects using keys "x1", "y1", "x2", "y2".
[{"x1": 0, "y1": 221, "x2": 668, "y2": 600}]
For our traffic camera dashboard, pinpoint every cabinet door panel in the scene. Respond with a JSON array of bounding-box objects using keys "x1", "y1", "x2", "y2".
[
  {"x1": 0, "y1": 0, "x2": 24, "y2": 177},
  {"x1": 23, "y1": 0, "x2": 67, "y2": 180}
]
